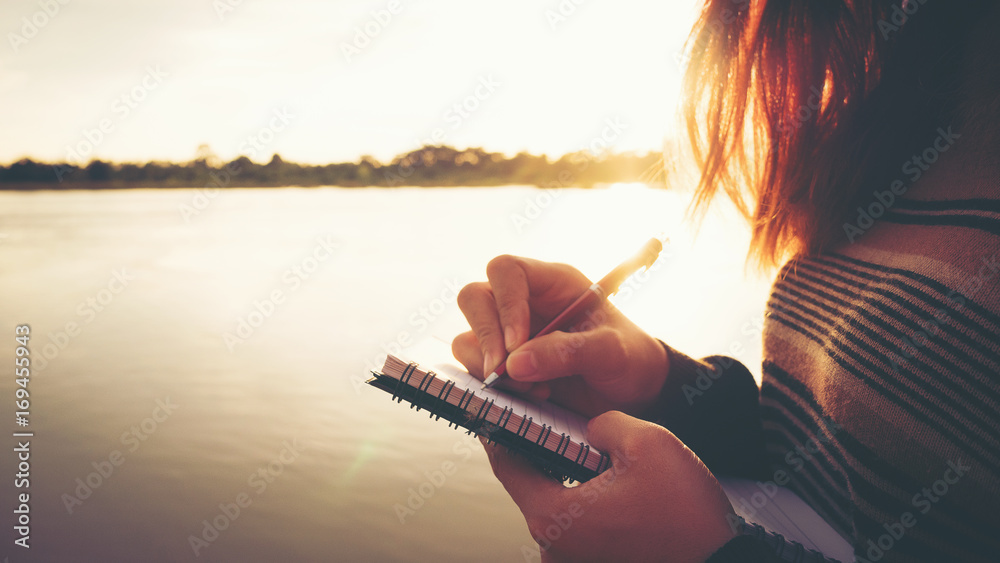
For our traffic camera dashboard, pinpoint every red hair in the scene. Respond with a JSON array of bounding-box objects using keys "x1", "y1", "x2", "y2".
[{"x1": 682, "y1": 0, "x2": 983, "y2": 268}]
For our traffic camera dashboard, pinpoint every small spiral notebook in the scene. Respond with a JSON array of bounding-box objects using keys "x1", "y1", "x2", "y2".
[
  {"x1": 367, "y1": 340, "x2": 610, "y2": 483},
  {"x1": 367, "y1": 339, "x2": 854, "y2": 561}
]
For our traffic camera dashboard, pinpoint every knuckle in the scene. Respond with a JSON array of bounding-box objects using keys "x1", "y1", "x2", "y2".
[
  {"x1": 486, "y1": 254, "x2": 519, "y2": 278},
  {"x1": 451, "y1": 331, "x2": 476, "y2": 356},
  {"x1": 496, "y1": 298, "x2": 526, "y2": 320},
  {"x1": 456, "y1": 282, "x2": 487, "y2": 311},
  {"x1": 595, "y1": 326, "x2": 628, "y2": 361},
  {"x1": 626, "y1": 424, "x2": 672, "y2": 455},
  {"x1": 553, "y1": 261, "x2": 582, "y2": 278},
  {"x1": 475, "y1": 325, "x2": 502, "y2": 349},
  {"x1": 552, "y1": 262, "x2": 588, "y2": 285}
]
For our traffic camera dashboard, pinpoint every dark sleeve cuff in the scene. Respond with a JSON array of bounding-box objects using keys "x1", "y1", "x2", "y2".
[
  {"x1": 641, "y1": 341, "x2": 770, "y2": 480},
  {"x1": 708, "y1": 519, "x2": 846, "y2": 563},
  {"x1": 707, "y1": 536, "x2": 784, "y2": 563}
]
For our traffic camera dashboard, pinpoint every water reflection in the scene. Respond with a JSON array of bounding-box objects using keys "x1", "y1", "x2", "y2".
[{"x1": 0, "y1": 186, "x2": 770, "y2": 561}]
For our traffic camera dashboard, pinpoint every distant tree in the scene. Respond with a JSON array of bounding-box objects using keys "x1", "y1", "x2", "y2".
[
  {"x1": 4, "y1": 159, "x2": 51, "y2": 182},
  {"x1": 86, "y1": 160, "x2": 112, "y2": 182}
]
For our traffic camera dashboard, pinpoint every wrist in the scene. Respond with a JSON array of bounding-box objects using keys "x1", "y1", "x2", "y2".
[{"x1": 619, "y1": 334, "x2": 669, "y2": 416}]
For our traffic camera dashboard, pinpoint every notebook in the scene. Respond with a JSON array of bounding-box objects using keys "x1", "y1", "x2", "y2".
[
  {"x1": 367, "y1": 340, "x2": 854, "y2": 560},
  {"x1": 367, "y1": 342, "x2": 610, "y2": 483}
]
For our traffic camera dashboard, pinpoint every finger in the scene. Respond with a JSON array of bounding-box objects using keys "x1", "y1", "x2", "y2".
[
  {"x1": 452, "y1": 331, "x2": 484, "y2": 378},
  {"x1": 485, "y1": 255, "x2": 533, "y2": 351},
  {"x1": 585, "y1": 411, "x2": 683, "y2": 470},
  {"x1": 453, "y1": 331, "x2": 539, "y2": 393},
  {"x1": 505, "y1": 322, "x2": 626, "y2": 384},
  {"x1": 585, "y1": 410, "x2": 644, "y2": 455},
  {"x1": 481, "y1": 438, "x2": 563, "y2": 515},
  {"x1": 486, "y1": 256, "x2": 592, "y2": 350},
  {"x1": 584, "y1": 411, "x2": 649, "y2": 478},
  {"x1": 456, "y1": 281, "x2": 506, "y2": 376}
]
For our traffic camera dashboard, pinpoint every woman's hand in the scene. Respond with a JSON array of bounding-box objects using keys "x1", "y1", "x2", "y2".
[
  {"x1": 484, "y1": 411, "x2": 736, "y2": 562},
  {"x1": 452, "y1": 255, "x2": 668, "y2": 418}
]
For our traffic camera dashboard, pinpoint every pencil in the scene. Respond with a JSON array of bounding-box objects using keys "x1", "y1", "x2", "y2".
[{"x1": 481, "y1": 236, "x2": 666, "y2": 389}]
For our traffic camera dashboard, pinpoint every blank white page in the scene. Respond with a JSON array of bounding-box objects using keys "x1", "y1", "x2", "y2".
[{"x1": 718, "y1": 477, "x2": 854, "y2": 562}]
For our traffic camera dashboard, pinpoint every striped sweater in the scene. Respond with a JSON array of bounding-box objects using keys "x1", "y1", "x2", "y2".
[{"x1": 656, "y1": 144, "x2": 1000, "y2": 561}]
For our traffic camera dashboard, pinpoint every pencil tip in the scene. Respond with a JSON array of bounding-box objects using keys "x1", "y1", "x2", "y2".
[{"x1": 482, "y1": 372, "x2": 498, "y2": 390}]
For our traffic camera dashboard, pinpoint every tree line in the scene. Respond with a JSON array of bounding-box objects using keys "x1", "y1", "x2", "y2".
[{"x1": 0, "y1": 145, "x2": 667, "y2": 189}]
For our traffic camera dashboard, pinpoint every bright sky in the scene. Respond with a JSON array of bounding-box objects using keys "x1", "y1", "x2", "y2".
[{"x1": 0, "y1": 0, "x2": 701, "y2": 165}]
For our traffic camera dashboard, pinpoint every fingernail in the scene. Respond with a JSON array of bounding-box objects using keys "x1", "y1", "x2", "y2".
[
  {"x1": 484, "y1": 352, "x2": 496, "y2": 374},
  {"x1": 504, "y1": 325, "x2": 517, "y2": 351},
  {"x1": 507, "y1": 350, "x2": 537, "y2": 378}
]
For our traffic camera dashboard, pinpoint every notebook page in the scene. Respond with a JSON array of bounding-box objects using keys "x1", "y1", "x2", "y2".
[
  {"x1": 718, "y1": 477, "x2": 854, "y2": 562},
  {"x1": 399, "y1": 339, "x2": 597, "y2": 455}
]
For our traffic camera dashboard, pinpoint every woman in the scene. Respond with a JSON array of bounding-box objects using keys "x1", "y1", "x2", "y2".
[{"x1": 453, "y1": 1, "x2": 1000, "y2": 562}]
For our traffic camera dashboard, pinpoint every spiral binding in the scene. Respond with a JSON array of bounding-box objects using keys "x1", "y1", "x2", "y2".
[
  {"x1": 433, "y1": 379, "x2": 455, "y2": 420},
  {"x1": 535, "y1": 424, "x2": 552, "y2": 447},
  {"x1": 391, "y1": 362, "x2": 419, "y2": 402},
  {"x1": 595, "y1": 452, "x2": 611, "y2": 474},
  {"x1": 497, "y1": 406, "x2": 513, "y2": 429},
  {"x1": 448, "y1": 388, "x2": 474, "y2": 429},
  {"x1": 371, "y1": 361, "x2": 609, "y2": 483},
  {"x1": 554, "y1": 433, "x2": 570, "y2": 456},
  {"x1": 515, "y1": 415, "x2": 532, "y2": 438},
  {"x1": 466, "y1": 397, "x2": 494, "y2": 436},
  {"x1": 411, "y1": 370, "x2": 436, "y2": 412}
]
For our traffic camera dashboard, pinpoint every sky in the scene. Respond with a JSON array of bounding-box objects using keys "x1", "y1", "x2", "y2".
[{"x1": 0, "y1": 0, "x2": 701, "y2": 165}]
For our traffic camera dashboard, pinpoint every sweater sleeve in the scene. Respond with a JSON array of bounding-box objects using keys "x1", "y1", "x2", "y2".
[
  {"x1": 645, "y1": 346, "x2": 850, "y2": 562},
  {"x1": 640, "y1": 341, "x2": 770, "y2": 481},
  {"x1": 707, "y1": 519, "x2": 848, "y2": 563},
  {"x1": 707, "y1": 536, "x2": 784, "y2": 562}
]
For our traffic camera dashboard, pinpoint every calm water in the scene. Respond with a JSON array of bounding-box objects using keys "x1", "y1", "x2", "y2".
[{"x1": 0, "y1": 186, "x2": 771, "y2": 562}]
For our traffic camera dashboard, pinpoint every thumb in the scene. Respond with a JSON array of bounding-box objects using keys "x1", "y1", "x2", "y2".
[
  {"x1": 506, "y1": 325, "x2": 625, "y2": 384},
  {"x1": 584, "y1": 411, "x2": 680, "y2": 472}
]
